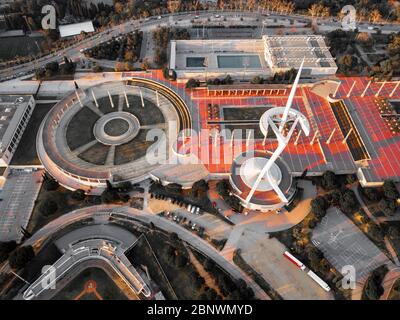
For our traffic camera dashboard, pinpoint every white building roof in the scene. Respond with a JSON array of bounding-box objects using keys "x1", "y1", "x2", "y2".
[
  {"x1": 263, "y1": 35, "x2": 337, "y2": 70},
  {"x1": 59, "y1": 21, "x2": 94, "y2": 38},
  {"x1": 0, "y1": 95, "x2": 33, "y2": 158}
]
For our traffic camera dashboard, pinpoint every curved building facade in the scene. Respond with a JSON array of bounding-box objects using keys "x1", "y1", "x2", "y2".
[
  {"x1": 229, "y1": 151, "x2": 296, "y2": 212},
  {"x1": 37, "y1": 79, "x2": 191, "y2": 192}
]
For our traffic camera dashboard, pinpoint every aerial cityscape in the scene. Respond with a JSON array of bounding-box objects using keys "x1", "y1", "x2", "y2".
[{"x1": 0, "y1": 0, "x2": 399, "y2": 306}]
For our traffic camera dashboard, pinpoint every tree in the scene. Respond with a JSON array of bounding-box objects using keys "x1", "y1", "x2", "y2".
[
  {"x1": 329, "y1": 189, "x2": 342, "y2": 206},
  {"x1": 307, "y1": 246, "x2": 324, "y2": 270},
  {"x1": 388, "y1": 35, "x2": 400, "y2": 56},
  {"x1": 71, "y1": 189, "x2": 86, "y2": 201},
  {"x1": 203, "y1": 258, "x2": 215, "y2": 272},
  {"x1": 378, "y1": 199, "x2": 397, "y2": 217},
  {"x1": 368, "y1": 223, "x2": 383, "y2": 242},
  {"x1": 364, "y1": 271, "x2": 384, "y2": 300},
  {"x1": 205, "y1": 288, "x2": 218, "y2": 300},
  {"x1": 185, "y1": 78, "x2": 200, "y2": 89},
  {"x1": 321, "y1": 171, "x2": 339, "y2": 191},
  {"x1": 175, "y1": 253, "x2": 188, "y2": 267},
  {"x1": 370, "y1": 9, "x2": 382, "y2": 23},
  {"x1": 8, "y1": 246, "x2": 35, "y2": 270},
  {"x1": 0, "y1": 241, "x2": 17, "y2": 263},
  {"x1": 363, "y1": 187, "x2": 382, "y2": 201},
  {"x1": 356, "y1": 32, "x2": 374, "y2": 47},
  {"x1": 383, "y1": 180, "x2": 399, "y2": 200},
  {"x1": 124, "y1": 51, "x2": 136, "y2": 62},
  {"x1": 340, "y1": 189, "x2": 359, "y2": 214},
  {"x1": 311, "y1": 196, "x2": 329, "y2": 218},
  {"x1": 101, "y1": 189, "x2": 120, "y2": 204},
  {"x1": 388, "y1": 226, "x2": 400, "y2": 240},
  {"x1": 191, "y1": 179, "x2": 209, "y2": 197},
  {"x1": 165, "y1": 245, "x2": 176, "y2": 262},
  {"x1": 40, "y1": 200, "x2": 58, "y2": 217},
  {"x1": 167, "y1": 0, "x2": 181, "y2": 13},
  {"x1": 42, "y1": 173, "x2": 59, "y2": 191},
  {"x1": 169, "y1": 232, "x2": 179, "y2": 242},
  {"x1": 251, "y1": 76, "x2": 264, "y2": 84},
  {"x1": 115, "y1": 61, "x2": 128, "y2": 72},
  {"x1": 216, "y1": 180, "x2": 229, "y2": 197},
  {"x1": 338, "y1": 55, "x2": 359, "y2": 74}
]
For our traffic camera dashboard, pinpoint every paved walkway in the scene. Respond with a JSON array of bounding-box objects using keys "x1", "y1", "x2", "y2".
[
  {"x1": 0, "y1": 170, "x2": 43, "y2": 242},
  {"x1": 208, "y1": 179, "x2": 316, "y2": 233}
]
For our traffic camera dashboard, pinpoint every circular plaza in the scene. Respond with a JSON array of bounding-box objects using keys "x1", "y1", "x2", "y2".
[{"x1": 37, "y1": 79, "x2": 191, "y2": 191}]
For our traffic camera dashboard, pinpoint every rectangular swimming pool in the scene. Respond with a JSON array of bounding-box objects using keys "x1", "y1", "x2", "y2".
[
  {"x1": 186, "y1": 57, "x2": 206, "y2": 68},
  {"x1": 217, "y1": 55, "x2": 262, "y2": 69}
]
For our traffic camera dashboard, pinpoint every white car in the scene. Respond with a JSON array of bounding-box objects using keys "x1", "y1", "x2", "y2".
[{"x1": 157, "y1": 16, "x2": 162, "y2": 20}]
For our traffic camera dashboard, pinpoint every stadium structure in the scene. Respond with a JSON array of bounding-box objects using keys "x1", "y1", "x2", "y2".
[{"x1": 37, "y1": 78, "x2": 192, "y2": 192}]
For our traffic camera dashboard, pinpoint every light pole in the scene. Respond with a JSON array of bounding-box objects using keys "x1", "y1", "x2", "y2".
[
  {"x1": 243, "y1": 56, "x2": 250, "y2": 81},
  {"x1": 261, "y1": 20, "x2": 268, "y2": 36}
]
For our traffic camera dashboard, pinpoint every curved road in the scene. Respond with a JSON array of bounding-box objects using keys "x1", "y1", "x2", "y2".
[
  {"x1": 21, "y1": 205, "x2": 270, "y2": 300},
  {"x1": 2, "y1": 9, "x2": 397, "y2": 81}
]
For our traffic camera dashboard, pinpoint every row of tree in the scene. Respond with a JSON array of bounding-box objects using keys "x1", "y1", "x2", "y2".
[
  {"x1": 153, "y1": 27, "x2": 190, "y2": 66},
  {"x1": 0, "y1": 242, "x2": 35, "y2": 270},
  {"x1": 85, "y1": 31, "x2": 142, "y2": 62},
  {"x1": 35, "y1": 57, "x2": 75, "y2": 79}
]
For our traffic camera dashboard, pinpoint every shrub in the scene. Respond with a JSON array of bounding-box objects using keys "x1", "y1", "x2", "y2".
[
  {"x1": 383, "y1": 180, "x2": 399, "y2": 200},
  {"x1": 71, "y1": 189, "x2": 86, "y2": 201},
  {"x1": 0, "y1": 241, "x2": 17, "y2": 263},
  {"x1": 378, "y1": 199, "x2": 397, "y2": 217},
  {"x1": 185, "y1": 78, "x2": 200, "y2": 89},
  {"x1": 321, "y1": 171, "x2": 339, "y2": 191},
  {"x1": 8, "y1": 246, "x2": 35, "y2": 270},
  {"x1": 39, "y1": 200, "x2": 58, "y2": 217},
  {"x1": 311, "y1": 196, "x2": 329, "y2": 218}
]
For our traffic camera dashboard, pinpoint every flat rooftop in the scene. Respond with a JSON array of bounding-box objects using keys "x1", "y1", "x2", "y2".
[
  {"x1": 59, "y1": 21, "x2": 94, "y2": 38},
  {"x1": 0, "y1": 95, "x2": 32, "y2": 157},
  {"x1": 263, "y1": 35, "x2": 337, "y2": 70},
  {"x1": 171, "y1": 39, "x2": 271, "y2": 73},
  {"x1": 189, "y1": 73, "x2": 400, "y2": 185}
]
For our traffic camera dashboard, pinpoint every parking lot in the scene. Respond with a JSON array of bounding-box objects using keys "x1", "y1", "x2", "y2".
[
  {"x1": 150, "y1": 193, "x2": 232, "y2": 240},
  {"x1": 0, "y1": 169, "x2": 43, "y2": 242},
  {"x1": 312, "y1": 208, "x2": 389, "y2": 281}
]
